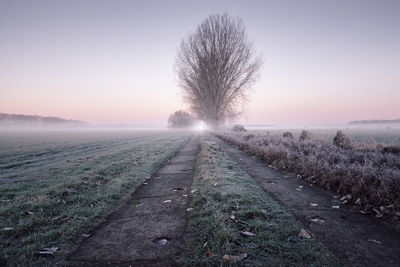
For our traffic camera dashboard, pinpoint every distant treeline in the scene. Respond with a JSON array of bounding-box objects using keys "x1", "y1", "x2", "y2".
[
  {"x1": 0, "y1": 113, "x2": 86, "y2": 125},
  {"x1": 348, "y1": 119, "x2": 400, "y2": 125}
]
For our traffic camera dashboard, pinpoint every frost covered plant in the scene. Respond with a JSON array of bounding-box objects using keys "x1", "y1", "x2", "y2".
[
  {"x1": 282, "y1": 131, "x2": 294, "y2": 139},
  {"x1": 299, "y1": 130, "x2": 312, "y2": 141},
  {"x1": 216, "y1": 131, "x2": 400, "y2": 215},
  {"x1": 231, "y1": 124, "x2": 247, "y2": 132},
  {"x1": 333, "y1": 130, "x2": 352, "y2": 150},
  {"x1": 383, "y1": 145, "x2": 400, "y2": 154}
]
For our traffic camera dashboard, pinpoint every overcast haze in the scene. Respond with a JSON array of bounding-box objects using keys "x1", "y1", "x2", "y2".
[{"x1": 1, "y1": 0, "x2": 399, "y2": 126}]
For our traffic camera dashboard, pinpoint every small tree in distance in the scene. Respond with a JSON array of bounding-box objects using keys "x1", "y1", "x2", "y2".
[
  {"x1": 167, "y1": 110, "x2": 197, "y2": 129},
  {"x1": 175, "y1": 13, "x2": 263, "y2": 128}
]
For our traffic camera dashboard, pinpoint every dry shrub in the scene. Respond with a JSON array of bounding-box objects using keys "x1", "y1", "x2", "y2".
[
  {"x1": 232, "y1": 124, "x2": 246, "y2": 132},
  {"x1": 282, "y1": 131, "x2": 294, "y2": 139},
  {"x1": 333, "y1": 131, "x2": 353, "y2": 150},
  {"x1": 299, "y1": 130, "x2": 312, "y2": 141},
  {"x1": 243, "y1": 134, "x2": 254, "y2": 141},
  {"x1": 383, "y1": 146, "x2": 400, "y2": 154},
  {"x1": 216, "y1": 130, "x2": 400, "y2": 215}
]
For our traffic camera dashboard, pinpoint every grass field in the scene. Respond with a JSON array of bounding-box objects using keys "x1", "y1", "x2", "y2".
[
  {"x1": 1, "y1": 129, "x2": 398, "y2": 266},
  {"x1": 0, "y1": 131, "x2": 190, "y2": 266}
]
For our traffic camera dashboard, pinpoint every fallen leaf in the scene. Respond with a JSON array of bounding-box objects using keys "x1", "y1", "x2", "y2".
[
  {"x1": 81, "y1": 234, "x2": 91, "y2": 238},
  {"x1": 163, "y1": 200, "x2": 172, "y2": 203},
  {"x1": 143, "y1": 182, "x2": 148, "y2": 185},
  {"x1": 309, "y1": 215, "x2": 326, "y2": 224},
  {"x1": 368, "y1": 239, "x2": 382, "y2": 244},
  {"x1": 213, "y1": 182, "x2": 218, "y2": 187},
  {"x1": 229, "y1": 215, "x2": 236, "y2": 220},
  {"x1": 245, "y1": 242, "x2": 258, "y2": 249},
  {"x1": 154, "y1": 238, "x2": 168, "y2": 245},
  {"x1": 298, "y1": 186, "x2": 303, "y2": 189},
  {"x1": 340, "y1": 194, "x2": 351, "y2": 202},
  {"x1": 372, "y1": 208, "x2": 383, "y2": 218},
  {"x1": 332, "y1": 205, "x2": 340, "y2": 209},
  {"x1": 310, "y1": 203, "x2": 318, "y2": 207},
  {"x1": 182, "y1": 194, "x2": 188, "y2": 197},
  {"x1": 186, "y1": 208, "x2": 193, "y2": 212},
  {"x1": 132, "y1": 201, "x2": 142, "y2": 207},
  {"x1": 190, "y1": 189, "x2": 197, "y2": 194},
  {"x1": 1, "y1": 227, "x2": 14, "y2": 231},
  {"x1": 203, "y1": 241, "x2": 209, "y2": 248},
  {"x1": 241, "y1": 231, "x2": 255, "y2": 237},
  {"x1": 298, "y1": 229, "x2": 311, "y2": 239},
  {"x1": 20, "y1": 211, "x2": 34, "y2": 216},
  {"x1": 223, "y1": 253, "x2": 247, "y2": 263},
  {"x1": 39, "y1": 247, "x2": 59, "y2": 255},
  {"x1": 395, "y1": 212, "x2": 400, "y2": 217}
]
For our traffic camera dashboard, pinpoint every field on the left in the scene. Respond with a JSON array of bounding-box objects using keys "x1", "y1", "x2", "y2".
[{"x1": 0, "y1": 130, "x2": 191, "y2": 266}]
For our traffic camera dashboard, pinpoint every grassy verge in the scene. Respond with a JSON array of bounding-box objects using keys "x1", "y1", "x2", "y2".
[
  {"x1": 186, "y1": 136, "x2": 337, "y2": 266},
  {"x1": 0, "y1": 132, "x2": 190, "y2": 266}
]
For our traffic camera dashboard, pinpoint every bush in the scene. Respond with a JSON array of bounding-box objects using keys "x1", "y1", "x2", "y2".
[
  {"x1": 167, "y1": 110, "x2": 196, "y2": 129},
  {"x1": 383, "y1": 146, "x2": 400, "y2": 154},
  {"x1": 333, "y1": 131, "x2": 352, "y2": 150},
  {"x1": 282, "y1": 131, "x2": 294, "y2": 139},
  {"x1": 299, "y1": 130, "x2": 312, "y2": 141},
  {"x1": 231, "y1": 124, "x2": 246, "y2": 132},
  {"x1": 216, "y1": 130, "x2": 400, "y2": 216}
]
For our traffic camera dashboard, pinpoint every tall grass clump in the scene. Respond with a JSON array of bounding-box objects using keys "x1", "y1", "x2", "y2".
[{"x1": 216, "y1": 131, "x2": 400, "y2": 217}]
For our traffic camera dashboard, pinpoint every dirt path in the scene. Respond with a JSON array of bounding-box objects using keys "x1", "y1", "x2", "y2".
[
  {"x1": 68, "y1": 136, "x2": 199, "y2": 266},
  {"x1": 214, "y1": 136, "x2": 400, "y2": 267}
]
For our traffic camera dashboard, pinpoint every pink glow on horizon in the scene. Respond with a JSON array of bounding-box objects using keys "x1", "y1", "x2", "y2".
[{"x1": 0, "y1": 1, "x2": 399, "y2": 126}]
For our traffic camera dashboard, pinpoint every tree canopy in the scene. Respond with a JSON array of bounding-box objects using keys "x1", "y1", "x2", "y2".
[{"x1": 175, "y1": 13, "x2": 263, "y2": 128}]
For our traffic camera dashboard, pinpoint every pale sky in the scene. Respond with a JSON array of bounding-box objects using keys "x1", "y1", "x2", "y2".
[{"x1": 1, "y1": 0, "x2": 399, "y2": 126}]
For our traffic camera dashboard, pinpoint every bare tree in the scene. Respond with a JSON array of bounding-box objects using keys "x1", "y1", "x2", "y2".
[{"x1": 175, "y1": 13, "x2": 263, "y2": 128}]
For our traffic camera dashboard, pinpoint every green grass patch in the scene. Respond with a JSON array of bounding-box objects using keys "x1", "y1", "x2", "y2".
[{"x1": 186, "y1": 136, "x2": 337, "y2": 266}]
